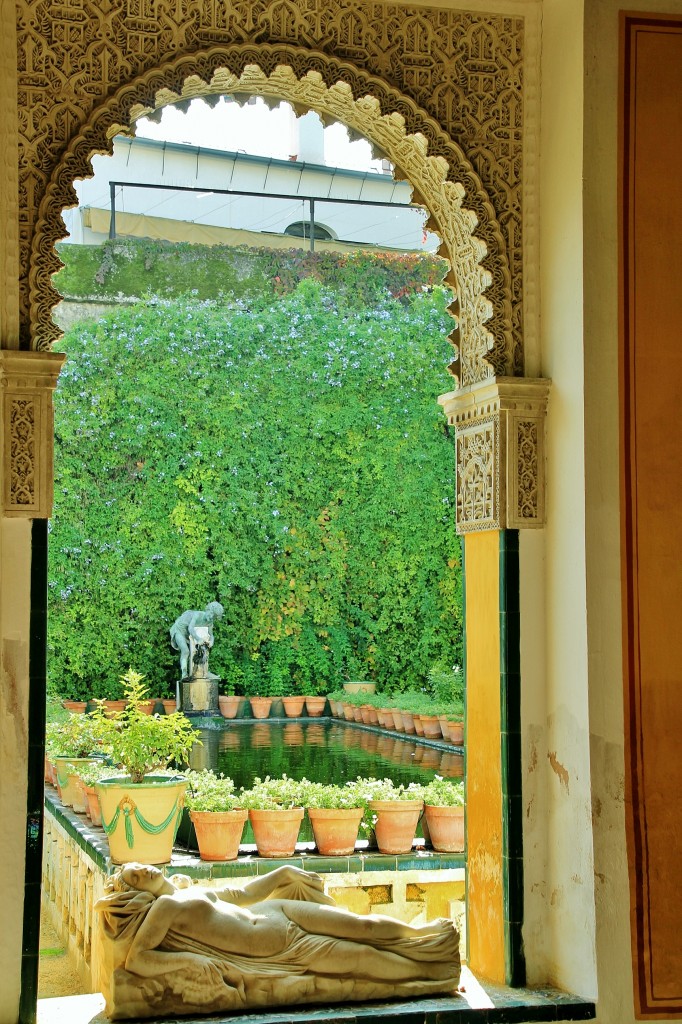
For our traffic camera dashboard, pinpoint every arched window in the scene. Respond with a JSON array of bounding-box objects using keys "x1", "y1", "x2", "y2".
[{"x1": 284, "y1": 220, "x2": 335, "y2": 241}]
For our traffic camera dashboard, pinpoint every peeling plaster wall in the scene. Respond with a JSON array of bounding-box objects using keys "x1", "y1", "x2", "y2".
[
  {"x1": 0, "y1": 519, "x2": 31, "y2": 1024},
  {"x1": 584, "y1": 1, "x2": 682, "y2": 1021},
  {"x1": 521, "y1": 0, "x2": 598, "y2": 999}
]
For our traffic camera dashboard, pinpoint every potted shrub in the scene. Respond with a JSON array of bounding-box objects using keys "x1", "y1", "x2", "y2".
[
  {"x1": 95, "y1": 669, "x2": 200, "y2": 865},
  {"x1": 356, "y1": 777, "x2": 424, "y2": 855},
  {"x1": 305, "y1": 782, "x2": 367, "y2": 856},
  {"x1": 47, "y1": 710, "x2": 108, "y2": 807},
  {"x1": 73, "y1": 761, "x2": 121, "y2": 826},
  {"x1": 240, "y1": 775, "x2": 308, "y2": 857},
  {"x1": 184, "y1": 769, "x2": 248, "y2": 861},
  {"x1": 422, "y1": 776, "x2": 465, "y2": 852}
]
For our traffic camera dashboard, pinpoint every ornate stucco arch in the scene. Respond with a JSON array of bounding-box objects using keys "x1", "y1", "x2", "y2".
[{"x1": 29, "y1": 46, "x2": 510, "y2": 392}]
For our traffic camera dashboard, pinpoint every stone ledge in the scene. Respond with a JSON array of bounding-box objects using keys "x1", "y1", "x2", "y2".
[
  {"x1": 37, "y1": 970, "x2": 595, "y2": 1024},
  {"x1": 44, "y1": 790, "x2": 466, "y2": 875}
]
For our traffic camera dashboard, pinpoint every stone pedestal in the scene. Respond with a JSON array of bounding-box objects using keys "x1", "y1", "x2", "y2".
[{"x1": 181, "y1": 675, "x2": 220, "y2": 715}]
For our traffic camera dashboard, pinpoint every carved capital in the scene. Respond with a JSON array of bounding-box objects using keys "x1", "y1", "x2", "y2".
[
  {"x1": 0, "y1": 351, "x2": 65, "y2": 517},
  {"x1": 439, "y1": 377, "x2": 550, "y2": 534}
]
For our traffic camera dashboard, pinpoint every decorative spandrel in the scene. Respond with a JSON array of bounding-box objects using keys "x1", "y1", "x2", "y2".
[
  {"x1": 0, "y1": 351, "x2": 65, "y2": 517},
  {"x1": 440, "y1": 377, "x2": 550, "y2": 534},
  {"x1": 14, "y1": 1, "x2": 526, "y2": 388}
]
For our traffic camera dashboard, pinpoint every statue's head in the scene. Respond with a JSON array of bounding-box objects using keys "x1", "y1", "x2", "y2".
[
  {"x1": 112, "y1": 862, "x2": 168, "y2": 896},
  {"x1": 205, "y1": 601, "x2": 224, "y2": 621}
]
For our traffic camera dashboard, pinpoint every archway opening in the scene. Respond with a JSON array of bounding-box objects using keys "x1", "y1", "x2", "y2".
[{"x1": 42, "y1": 83, "x2": 471, "y2": 1003}]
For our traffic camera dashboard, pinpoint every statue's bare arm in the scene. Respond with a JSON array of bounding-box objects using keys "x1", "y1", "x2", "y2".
[{"x1": 214, "y1": 866, "x2": 333, "y2": 907}]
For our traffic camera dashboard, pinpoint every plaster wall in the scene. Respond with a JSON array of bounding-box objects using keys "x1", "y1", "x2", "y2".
[
  {"x1": 583, "y1": 2, "x2": 682, "y2": 1021},
  {"x1": 521, "y1": 0, "x2": 597, "y2": 998},
  {"x1": 0, "y1": 519, "x2": 32, "y2": 1024}
]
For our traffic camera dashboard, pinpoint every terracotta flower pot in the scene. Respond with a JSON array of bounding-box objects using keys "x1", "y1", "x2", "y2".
[
  {"x1": 352, "y1": 706, "x2": 363, "y2": 723},
  {"x1": 391, "y1": 709, "x2": 405, "y2": 732},
  {"x1": 84, "y1": 784, "x2": 102, "y2": 826},
  {"x1": 400, "y1": 711, "x2": 416, "y2": 735},
  {"x1": 218, "y1": 695, "x2": 241, "y2": 719},
  {"x1": 305, "y1": 696, "x2": 327, "y2": 717},
  {"x1": 103, "y1": 700, "x2": 127, "y2": 718},
  {"x1": 248, "y1": 807, "x2": 304, "y2": 857},
  {"x1": 424, "y1": 804, "x2": 465, "y2": 853},
  {"x1": 360, "y1": 706, "x2": 373, "y2": 725},
  {"x1": 162, "y1": 699, "x2": 177, "y2": 715},
  {"x1": 61, "y1": 700, "x2": 86, "y2": 713},
  {"x1": 342, "y1": 702, "x2": 355, "y2": 721},
  {"x1": 249, "y1": 696, "x2": 273, "y2": 719},
  {"x1": 378, "y1": 708, "x2": 394, "y2": 729},
  {"x1": 420, "y1": 714, "x2": 443, "y2": 740},
  {"x1": 282, "y1": 696, "x2": 306, "y2": 718},
  {"x1": 412, "y1": 714, "x2": 425, "y2": 736},
  {"x1": 308, "y1": 807, "x2": 364, "y2": 856},
  {"x1": 444, "y1": 720, "x2": 464, "y2": 745},
  {"x1": 369, "y1": 799, "x2": 423, "y2": 854},
  {"x1": 190, "y1": 808, "x2": 248, "y2": 861}
]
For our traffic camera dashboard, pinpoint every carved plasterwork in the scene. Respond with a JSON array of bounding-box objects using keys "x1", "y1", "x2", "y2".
[
  {"x1": 440, "y1": 377, "x2": 550, "y2": 533},
  {"x1": 14, "y1": 2, "x2": 525, "y2": 385},
  {"x1": 0, "y1": 352, "x2": 65, "y2": 517}
]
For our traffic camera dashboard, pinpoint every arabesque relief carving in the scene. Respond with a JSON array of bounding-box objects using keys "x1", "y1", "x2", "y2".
[
  {"x1": 16, "y1": 0, "x2": 524, "y2": 387},
  {"x1": 0, "y1": 352, "x2": 65, "y2": 517},
  {"x1": 439, "y1": 378, "x2": 550, "y2": 534}
]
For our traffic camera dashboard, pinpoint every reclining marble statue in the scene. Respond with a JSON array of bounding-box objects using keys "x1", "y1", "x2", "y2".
[{"x1": 95, "y1": 862, "x2": 461, "y2": 1019}]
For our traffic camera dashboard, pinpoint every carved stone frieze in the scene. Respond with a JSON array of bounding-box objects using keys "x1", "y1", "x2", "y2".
[
  {"x1": 0, "y1": 351, "x2": 65, "y2": 517},
  {"x1": 13, "y1": 1, "x2": 526, "y2": 385},
  {"x1": 439, "y1": 377, "x2": 550, "y2": 533}
]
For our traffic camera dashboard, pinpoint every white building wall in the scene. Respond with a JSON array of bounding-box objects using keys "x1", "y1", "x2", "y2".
[{"x1": 62, "y1": 135, "x2": 433, "y2": 252}]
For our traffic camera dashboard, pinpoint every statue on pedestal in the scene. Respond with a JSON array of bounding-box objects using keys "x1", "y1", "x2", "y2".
[
  {"x1": 95, "y1": 863, "x2": 461, "y2": 1020},
  {"x1": 169, "y1": 602, "x2": 223, "y2": 714}
]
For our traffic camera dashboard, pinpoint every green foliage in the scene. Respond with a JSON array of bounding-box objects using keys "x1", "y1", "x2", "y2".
[
  {"x1": 240, "y1": 775, "x2": 310, "y2": 810},
  {"x1": 184, "y1": 769, "x2": 241, "y2": 812},
  {"x1": 103, "y1": 669, "x2": 201, "y2": 784},
  {"x1": 305, "y1": 781, "x2": 367, "y2": 810},
  {"x1": 421, "y1": 775, "x2": 464, "y2": 807},
  {"x1": 48, "y1": 276, "x2": 462, "y2": 698},
  {"x1": 54, "y1": 239, "x2": 448, "y2": 307},
  {"x1": 45, "y1": 708, "x2": 109, "y2": 758}
]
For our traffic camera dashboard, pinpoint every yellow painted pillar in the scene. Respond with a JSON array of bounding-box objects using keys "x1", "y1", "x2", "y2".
[{"x1": 464, "y1": 530, "x2": 505, "y2": 981}]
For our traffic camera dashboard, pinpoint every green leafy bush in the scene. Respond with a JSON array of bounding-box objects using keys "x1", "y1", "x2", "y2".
[
  {"x1": 103, "y1": 669, "x2": 201, "y2": 783},
  {"x1": 49, "y1": 276, "x2": 462, "y2": 698},
  {"x1": 184, "y1": 769, "x2": 242, "y2": 812},
  {"x1": 421, "y1": 776, "x2": 464, "y2": 807}
]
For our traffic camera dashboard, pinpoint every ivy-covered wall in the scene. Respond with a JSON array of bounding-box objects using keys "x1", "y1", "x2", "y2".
[{"x1": 49, "y1": 245, "x2": 461, "y2": 699}]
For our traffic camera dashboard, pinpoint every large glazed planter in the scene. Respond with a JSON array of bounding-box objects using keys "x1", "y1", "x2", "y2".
[
  {"x1": 248, "y1": 807, "x2": 304, "y2": 857},
  {"x1": 96, "y1": 775, "x2": 187, "y2": 864},
  {"x1": 308, "y1": 806, "x2": 364, "y2": 856},
  {"x1": 343, "y1": 682, "x2": 376, "y2": 694},
  {"x1": 53, "y1": 756, "x2": 101, "y2": 808},
  {"x1": 189, "y1": 809, "x2": 248, "y2": 861},
  {"x1": 424, "y1": 804, "x2": 465, "y2": 853},
  {"x1": 369, "y1": 799, "x2": 424, "y2": 855}
]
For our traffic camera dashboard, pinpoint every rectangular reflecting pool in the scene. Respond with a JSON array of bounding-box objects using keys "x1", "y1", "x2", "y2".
[{"x1": 188, "y1": 719, "x2": 464, "y2": 789}]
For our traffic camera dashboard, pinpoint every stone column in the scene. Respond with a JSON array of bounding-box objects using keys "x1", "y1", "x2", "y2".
[
  {"x1": 438, "y1": 376, "x2": 549, "y2": 984},
  {"x1": 0, "y1": 351, "x2": 63, "y2": 1023}
]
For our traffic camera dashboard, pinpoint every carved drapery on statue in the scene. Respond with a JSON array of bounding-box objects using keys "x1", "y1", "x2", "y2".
[
  {"x1": 439, "y1": 378, "x2": 550, "y2": 534},
  {"x1": 0, "y1": 351, "x2": 65, "y2": 517}
]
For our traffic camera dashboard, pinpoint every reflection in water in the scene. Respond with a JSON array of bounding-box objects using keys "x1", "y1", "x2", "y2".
[{"x1": 189, "y1": 720, "x2": 463, "y2": 791}]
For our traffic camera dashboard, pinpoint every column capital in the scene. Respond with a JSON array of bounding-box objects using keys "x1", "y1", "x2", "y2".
[
  {"x1": 439, "y1": 376, "x2": 551, "y2": 534},
  {"x1": 0, "y1": 350, "x2": 65, "y2": 517}
]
